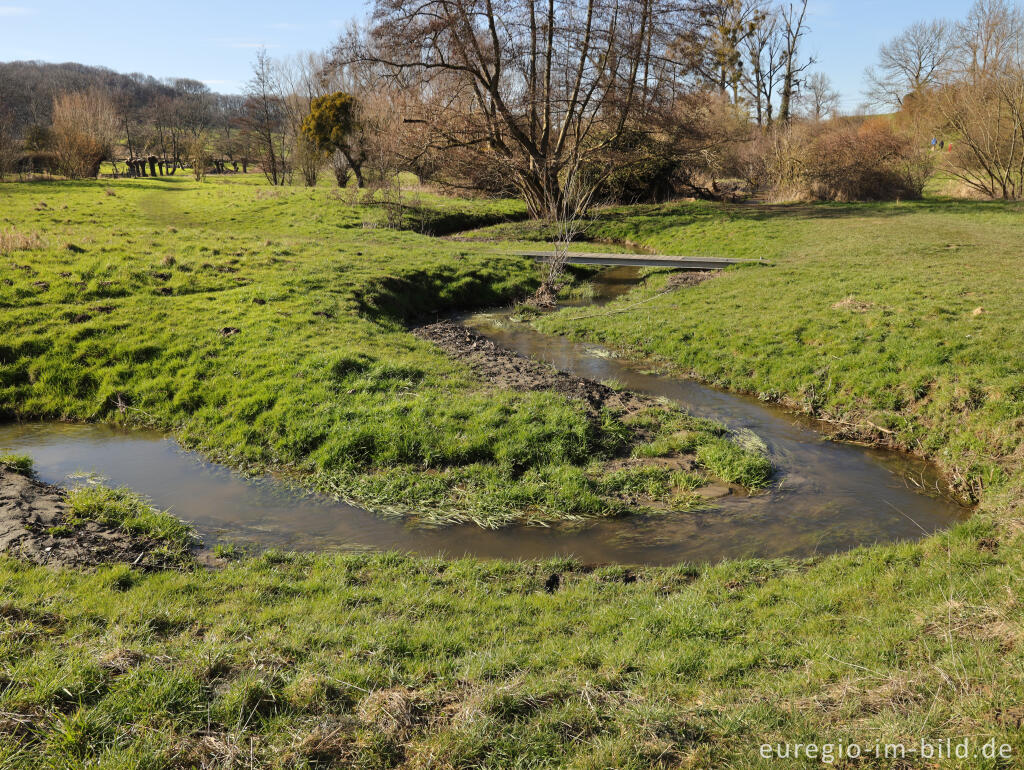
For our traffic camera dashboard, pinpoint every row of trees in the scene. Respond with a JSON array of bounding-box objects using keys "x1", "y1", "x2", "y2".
[
  {"x1": 865, "y1": 0, "x2": 1024, "y2": 199},
  {"x1": 6, "y1": 1, "x2": 1024, "y2": 206},
  {"x1": 0, "y1": 1, "x2": 843, "y2": 204},
  {"x1": 306, "y1": 0, "x2": 840, "y2": 217}
]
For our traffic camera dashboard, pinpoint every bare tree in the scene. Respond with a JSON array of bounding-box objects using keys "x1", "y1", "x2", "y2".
[
  {"x1": 799, "y1": 72, "x2": 840, "y2": 121},
  {"x1": 865, "y1": 20, "x2": 954, "y2": 108},
  {"x1": 188, "y1": 131, "x2": 210, "y2": 181},
  {"x1": 148, "y1": 94, "x2": 182, "y2": 172},
  {"x1": 954, "y1": 0, "x2": 1024, "y2": 82},
  {"x1": 925, "y1": 1, "x2": 1024, "y2": 199},
  {"x1": 776, "y1": 0, "x2": 814, "y2": 123},
  {"x1": 530, "y1": 155, "x2": 598, "y2": 306},
  {"x1": 936, "y1": 72, "x2": 1024, "y2": 199},
  {"x1": 674, "y1": 0, "x2": 763, "y2": 100},
  {"x1": 361, "y1": 0, "x2": 682, "y2": 219},
  {"x1": 742, "y1": 3, "x2": 784, "y2": 126},
  {"x1": 277, "y1": 53, "x2": 334, "y2": 187},
  {"x1": 242, "y1": 49, "x2": 291, "y2": 186}
]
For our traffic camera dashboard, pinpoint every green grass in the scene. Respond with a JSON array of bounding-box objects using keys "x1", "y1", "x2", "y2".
[
  {"x1": 0, "y1": 176, "x2": 765, "y2": 526},
  {"x1": 4, "y1": 181, "x2": 1024, "y2": 767},
  {"x1": 0, "y1": 453, "x2": 33, "y2": 476},
  {"x1": 527, "y1": 197, "x2": 1024, "y2": 503},
  {"x1": 63, "y1": 485, "x2": 196, "y2": 558},
  {"x1": 0, "y1": 506, "x2": 1021, "y2": 768}
]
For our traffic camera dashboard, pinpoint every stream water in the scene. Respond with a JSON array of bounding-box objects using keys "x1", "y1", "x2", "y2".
[{"x1": 0, "y1": 268, "x2": 968, "y2": 565}]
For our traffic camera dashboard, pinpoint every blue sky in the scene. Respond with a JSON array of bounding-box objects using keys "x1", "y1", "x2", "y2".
[{"x1": 1, "y1": 0, "x2": 977, "y2": 107}]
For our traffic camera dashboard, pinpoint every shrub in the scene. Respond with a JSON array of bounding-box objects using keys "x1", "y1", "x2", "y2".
[
  {"x1": 757, "y1": 118, "x2": 932, "y2": 202},
  {"x1": 15, "y1": 151, "x2": 59, "y2": 175},
  {"x1": 802, "y1": 118, "x2": 932, "y2": 200},
  {"x1": 50, "y1": 89, "x2": 119, "y2": 179}
]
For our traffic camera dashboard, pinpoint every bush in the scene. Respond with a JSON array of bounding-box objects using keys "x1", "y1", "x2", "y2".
[
  {"x1": 50, "y1": 89, "x2": 118, "y2": 179},
  {"x1": 593, "y1": 155, "x2": 680, "y2": 204},
  {"x1": 756, "y1": 118, "x2": 932, "y2": 202},
  {"x1": 15, "y1": 151, "x2": 59, "y2": 175}
]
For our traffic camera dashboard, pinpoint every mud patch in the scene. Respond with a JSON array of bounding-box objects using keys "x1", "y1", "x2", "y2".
[
  {"x1": 832, "y1": 296, "x2": 875, "y2": 313},
  {"x1": 667, "y1": 271, "x2": 716, "y2": 289},
  {"x1": 414, "y1": 320, "x2": 655, "y2": 420},
  {"x1": 0, "y1": 468, "x2": 180, "y2": 569}
]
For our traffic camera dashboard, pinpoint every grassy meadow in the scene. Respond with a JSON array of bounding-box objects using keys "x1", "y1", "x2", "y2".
[
  {"x1": 2, "y1": 175, "x2": 1024, "y2": 767},
  {"x1": 527, "y1": 198, "x2": 1024, "y2": 502},
  {"x1": 0, "y1": 176, "x2": 766, "y2": 527}
]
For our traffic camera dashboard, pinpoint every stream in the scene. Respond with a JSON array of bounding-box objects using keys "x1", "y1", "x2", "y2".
[{"x1": 0, "y1": 268, "x2": 968, "y2": 565}]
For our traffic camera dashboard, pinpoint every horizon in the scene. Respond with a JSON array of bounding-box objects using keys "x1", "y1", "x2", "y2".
[{"x1": 1, "y1": 0, "x2": 983, "y2": 108}]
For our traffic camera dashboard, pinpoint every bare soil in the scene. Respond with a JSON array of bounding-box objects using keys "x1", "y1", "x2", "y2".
[
  {"x1": 666, "y1": 271, "x2": 716, "y2": 289},
  {"x1": 413, "y1": 320, "x2": 658, "y2": 420},
  {"x1": 0, "y1": 468, "x2": 177, "y2": 569}
]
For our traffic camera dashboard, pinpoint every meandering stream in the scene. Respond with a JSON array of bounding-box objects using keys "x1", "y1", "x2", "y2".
[{"x1": 0, "y1": 268, "x2": 968, "y2": 565}]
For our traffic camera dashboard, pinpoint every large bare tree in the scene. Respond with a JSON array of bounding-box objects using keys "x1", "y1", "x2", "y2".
[
  {"x1": 799, "y1": 72, "x2": 840, "y2": 121},
  {"x1": 673, "y1": 0, "x2": 763, "y2": 100},
  {"x1": 932, "y1": 0, "x2": 1024, "y2": 199},
  {"x1": 865, "y1": 20, "x2": 954, "y2": 108},
  {"x1": 776, "y1": 0, "x2": 813, "y2": 123},
  {"x1": 742, "y1": 3, "x2": 783, "y2": 126},
  {"x1": 954, "y1": 0, "x2": 1024, "y2": 81},
  {"x1": 242, "y1": 49, "x2": 292, "y2": 186},
  {"x1": 360, "y1": 0, "x2": 682, "y2": 218}
]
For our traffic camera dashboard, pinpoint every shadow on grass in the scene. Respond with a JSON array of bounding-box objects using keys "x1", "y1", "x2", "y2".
[{"x1": 598, "y1": 196, "x2": 1024, "y2": 227}]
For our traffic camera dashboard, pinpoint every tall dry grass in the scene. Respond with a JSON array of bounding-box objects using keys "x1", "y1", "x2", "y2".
[{"x1": 0, "y1": 227, "x2": 46, "y2": 254}]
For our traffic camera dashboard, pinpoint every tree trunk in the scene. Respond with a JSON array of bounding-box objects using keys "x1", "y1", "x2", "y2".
[
  {"x1": 518, "y1": 168, "x2": 563, "y2": 220},
  {"x1": 779, "y1": 70, "x2": 794, "y2": 123}
]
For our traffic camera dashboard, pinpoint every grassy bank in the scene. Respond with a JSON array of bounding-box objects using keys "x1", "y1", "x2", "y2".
[
  {"x1": 526, "y1": 198, "x2": 1024, "y2": 503},
  {"x1": 0, "y1": 485, "x2": 1020, "y2": 768},
  {"x1": 3, "y1": 182, "x2": 1024, "y2": 767},
  {"x1": 0, "y1": 176, "x2": 766, "y2": 526}
]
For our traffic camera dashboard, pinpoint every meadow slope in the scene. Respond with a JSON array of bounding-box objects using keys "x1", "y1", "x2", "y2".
[{"x1": 532, "y1": 198, "x2": 1024, "y2": 502}]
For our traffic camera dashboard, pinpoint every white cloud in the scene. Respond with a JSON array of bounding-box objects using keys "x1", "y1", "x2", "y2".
[
  {"x1": 0, "y1": 5, "x2": 34, "y2": 15},
  {"x1": 228, "y1": 42, "x2": 280, "y2": 49}
]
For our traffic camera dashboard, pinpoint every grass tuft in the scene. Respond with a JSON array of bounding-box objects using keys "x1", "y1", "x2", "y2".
[
  {"x1": 66, "y1": 484, "x2": 196, "y2": 555},
  {"x1": 0, "y1": 453, "x2": 34, "y2": 476}
]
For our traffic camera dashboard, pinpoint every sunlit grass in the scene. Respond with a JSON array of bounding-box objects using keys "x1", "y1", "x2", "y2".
[
  {"x1": 2, "y1": 180, "x2": 1023, "y2": 767},
  {"x1": 0, "y1": 175, "x2": 764, "y2": 525}
]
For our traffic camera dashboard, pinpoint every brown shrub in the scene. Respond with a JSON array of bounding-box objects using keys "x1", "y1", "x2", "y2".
[
  {"x1": 756, "y1": 118, "x2": 933, "y2": 202},
  {"x1": 15, "y1": 151, "x2": 58, "y2": 175},
  {"x1": 51, "y1": 89, "x2": 119, "y2": 179},
  {"x1": 803, "y1": 118, "x2": 932, "y2": 200}
]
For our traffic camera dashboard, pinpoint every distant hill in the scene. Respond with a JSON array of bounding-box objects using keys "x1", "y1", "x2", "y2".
[{"x1": 0, "y1": 60, "x2": 226, "y2": 135}]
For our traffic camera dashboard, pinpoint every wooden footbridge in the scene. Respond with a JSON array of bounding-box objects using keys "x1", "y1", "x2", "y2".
[{"x1": 515, "y1": 250, "x2": 764, "y2": 270}]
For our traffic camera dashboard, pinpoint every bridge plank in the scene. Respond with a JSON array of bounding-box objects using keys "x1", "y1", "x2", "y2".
[{"x1": 514, "y1": 251, "x2": 763, "y2": 269}]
